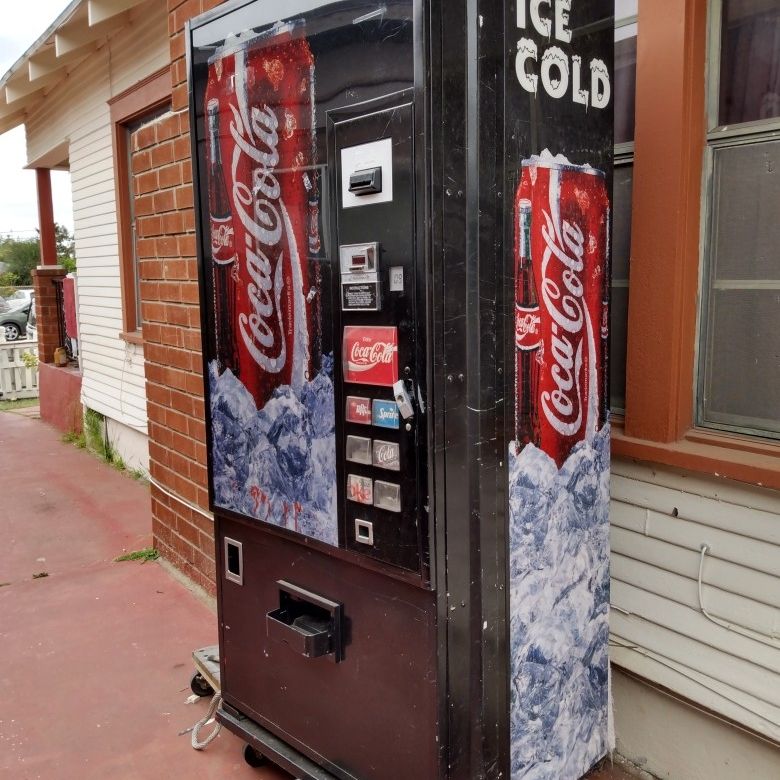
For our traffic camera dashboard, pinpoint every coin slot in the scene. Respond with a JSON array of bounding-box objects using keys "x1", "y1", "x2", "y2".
[{"x1": 224, "y1": 537, "x2": 243, "y2": 585}]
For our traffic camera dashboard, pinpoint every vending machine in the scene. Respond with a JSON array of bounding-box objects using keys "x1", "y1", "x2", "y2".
[{"x1": 187, "y1": 1, "x2": 614, "y2": 777}]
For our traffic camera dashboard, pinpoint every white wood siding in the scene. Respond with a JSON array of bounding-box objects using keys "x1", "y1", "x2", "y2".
[
  {"x1": 611, "y1": 458, "x2": 780, "y2": 743},
  {"x1": 25, "y1": 0, "x2": 169, "y2": 435}
]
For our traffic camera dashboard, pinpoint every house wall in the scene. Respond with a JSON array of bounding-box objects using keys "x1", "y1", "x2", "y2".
[
  {"x1": 24, "y1": 0, "x2": 169, "y2": 464},
  {"x1": 135, "y1": 0, "x2": 224, "y2": 594},
  {"x1": 613, "y1": 669, "x2": 780, "y2": 780},
  {"x1": 145, "y1": 0, "x2": 780, "y2": 768},
  {"x1": 611, "y1": 456, "x2": 780, "y2": 749}
]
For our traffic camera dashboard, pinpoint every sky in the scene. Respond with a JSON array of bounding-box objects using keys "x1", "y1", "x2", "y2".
[{"x1": 0, "y1": 0, "x2": 75, "y2": 238}]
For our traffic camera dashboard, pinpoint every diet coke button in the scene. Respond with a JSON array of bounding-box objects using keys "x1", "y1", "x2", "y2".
[{"x1": 347, "y1": 474, "x2": 373, "y2": 506}]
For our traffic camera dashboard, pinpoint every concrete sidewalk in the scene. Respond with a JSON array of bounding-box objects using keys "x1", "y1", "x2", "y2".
[
  {"x1": 0, "y1": 411, "x2": 636, "y2": 780},
  {"x1": 0, "y1": 412, "x2": 288, "y2": 780}
]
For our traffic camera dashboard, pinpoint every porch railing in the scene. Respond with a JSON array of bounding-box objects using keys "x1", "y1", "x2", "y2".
[
  {"x1": 0, "y1": 339, "x2": 39, "y2": 400},
  {"x1": 52, "y1": 277, "x2": 75, "y2": 361}
]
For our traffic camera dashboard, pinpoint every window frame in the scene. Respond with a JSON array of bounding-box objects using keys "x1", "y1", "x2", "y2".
[
  {"x1": 694, "y1": 0, "x2": 780, "y2": 440},
  {"x1": 611, "y1": 0, "x2": 780, "y2": 490},
  {"x1": 611, "y1": 11, "x2": 638, "y2": 416},
  {"x1": 109, "y1": 66, "x2": 172, "y2": 343}
]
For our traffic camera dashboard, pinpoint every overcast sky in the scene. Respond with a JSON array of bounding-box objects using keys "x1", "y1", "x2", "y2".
[{"x1": 0, "y1": 1, "x2": 74, "y2": 238}]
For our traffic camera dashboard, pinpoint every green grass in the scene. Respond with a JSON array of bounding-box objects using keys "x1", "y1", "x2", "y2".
[
  {"x1": 115, "y1": 547, "x2": 159, "y2": 563},
  {"x1": 0, "y1": 397, "x2": 39, "y2": 412},
  {"x1": 61, "y1": 408, "x2": 151, "y2": 485},
  {"x1": 62, "y1": 431, "x2": 87, "y2": 448},
  {"x1": 129, "y1": 466, "x2": 149, "y2": 483}
]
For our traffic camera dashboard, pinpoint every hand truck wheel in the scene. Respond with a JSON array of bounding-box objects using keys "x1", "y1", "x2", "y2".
[{"x1": 190, "y1": 671, "x2": 214, "y2": 697}]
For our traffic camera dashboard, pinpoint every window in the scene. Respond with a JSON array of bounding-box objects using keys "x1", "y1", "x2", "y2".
[
  {"x1": 610, "y1": 1, "x2": 638, "y2": 414},
  {"x1": 109, "y1": 67, "x2": 171, "y2": 342},
  {"x1": 699, "y1": 0, "x2": 780, "y2": 439}
]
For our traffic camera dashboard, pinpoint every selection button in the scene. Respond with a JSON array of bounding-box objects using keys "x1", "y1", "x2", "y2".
[
  {"x1": 374, "y1": 480, "x2": 401, "y2": 513},
  {"x1": 372, "y1": 399, "x2": 399, "y2": 430},
  {"x1": 346, "y1": 435, "x2": 372, "y2": 465},
  {"x1": 347, "y1": 474, "x2": 373, "y2": 505},
  {"x1": 372, "y1": 440, "x2": 400, "y2": 471},
  {"x1": 346, "y1": 396, "x2": 372, "y2": 425}
]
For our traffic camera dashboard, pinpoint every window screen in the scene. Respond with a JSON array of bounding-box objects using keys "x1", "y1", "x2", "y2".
[{"x1": 699, "y1": 139, "x2": 780, "y2": 437}]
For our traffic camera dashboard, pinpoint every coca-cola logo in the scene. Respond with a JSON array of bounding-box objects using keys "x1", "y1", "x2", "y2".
[
  {"x1": 227, "y1": 69, "x2": 308, "y2": 381},
  {"x1": 538, "y1": 200, "x2": 596, "y2": 438},
  {"x1": 349, "y1": 341, "x2": 395, "y2": 371},
  {"x1": 211, "y1": 220, "x2": 235, "y2": 258},
  {"x1": 373, "y1": 442, "x2": 399, "y2": 470},
  {"x1": 515, "y1": 306, "x2": 541, "y2": 350},
  {"x1": 375, "y1": 444, "x2": 394, "y2": 462}
]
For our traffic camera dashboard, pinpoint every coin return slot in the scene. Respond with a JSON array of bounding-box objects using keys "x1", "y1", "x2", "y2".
[
  {"x1": 355, "y1": 519, "x2": 374, "y2": 546},
  {"x1": 224, "y1": 537, "x2": 243, "y2": 585}
]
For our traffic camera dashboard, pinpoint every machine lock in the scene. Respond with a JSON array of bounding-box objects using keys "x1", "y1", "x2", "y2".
[{"x1": 393, "y1": 380, "x2": 415, "y2": 420}]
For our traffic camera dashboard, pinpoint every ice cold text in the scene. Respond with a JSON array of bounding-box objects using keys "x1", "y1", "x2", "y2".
[{"x1": 515, "y1": 0, "x2": 611, "y2": 109}]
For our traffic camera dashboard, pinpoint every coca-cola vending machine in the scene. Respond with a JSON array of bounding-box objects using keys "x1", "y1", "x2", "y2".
[{"x1": 188, "y1": 1, "x2": 613, "y2": 777}]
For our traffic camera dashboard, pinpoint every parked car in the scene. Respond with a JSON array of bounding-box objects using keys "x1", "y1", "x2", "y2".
[
  {"x1": 4, "y1": 288, "x2": 33, "y2": 309},
  {"x1": 0, "y1": 297, "x2": 31, "y2": 341},
  {"x1": 25, "y1": 293, "x2": 37, "y2": 341}
]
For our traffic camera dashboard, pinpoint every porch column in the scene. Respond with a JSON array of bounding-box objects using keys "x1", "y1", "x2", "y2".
[{"x1": 35, "y1": 168, "x2": 58, "y2": 266}]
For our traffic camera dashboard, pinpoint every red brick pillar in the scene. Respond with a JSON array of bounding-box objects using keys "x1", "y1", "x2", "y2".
[{"x1": 32, "y1": 266, "x2": 66, "y2": 364}]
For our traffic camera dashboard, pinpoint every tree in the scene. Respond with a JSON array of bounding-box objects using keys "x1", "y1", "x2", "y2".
[
  {"x1": 0, "y1": 236, "x2": 39, "y2": 286},
  {"x1": 0, "y1": 224, "x2": 76, "y2": 284},
  {"x1": 56, "y1": 223, "x2": 75, "y2": 264},
  {"x1": 55, "y1": 224, "x2": 76, "y2": 273}
]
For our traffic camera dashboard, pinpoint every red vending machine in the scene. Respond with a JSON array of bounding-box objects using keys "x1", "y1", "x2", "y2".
[{"x1": 187, "y1": 1, "x2": 614, "y2": 777}]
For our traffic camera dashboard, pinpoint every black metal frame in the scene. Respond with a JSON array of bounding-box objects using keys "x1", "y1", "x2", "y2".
[
  {"x1": 52, "y1": 278, "x2": 74, "y2": 360},
  {"x1": 186, "y1": 1, "x2": 494, "y2": 776}
]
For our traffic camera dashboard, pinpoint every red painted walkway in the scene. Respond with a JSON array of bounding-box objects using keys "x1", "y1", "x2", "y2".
[
  {"x1": 0, "y1": 412, "x2": 288, "y2": 780},
  {"x1": 0, "y1": 411, "x2": 636, "y2": 780}
]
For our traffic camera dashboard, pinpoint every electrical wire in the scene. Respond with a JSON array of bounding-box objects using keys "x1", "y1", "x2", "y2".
[
  {"x1": 697, "y1": 544, "x2": 780, "y2": 649},
  {"x1": 148, "y1": 474, "x2": 214, "y2": 522},
  {"x1": 609, "y1": 637, "x2": 780, "y2": 730}
]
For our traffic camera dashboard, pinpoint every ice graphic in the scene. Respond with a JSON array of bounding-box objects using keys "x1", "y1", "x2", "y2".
[
  {"x1": 508, "y1": 425, "x2": 611, "y2": 779},
  {"x1": 209, "y1": 357, "x2": 338, "y2": 546}
]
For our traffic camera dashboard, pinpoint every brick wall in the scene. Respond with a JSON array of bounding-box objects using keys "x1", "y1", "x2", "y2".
[
  {"x1": 135, "y1": 0, "x2": 224, "y2": 594},
  {"x1": 32, "y1": 266, "x2": 66, "y2": 364}
]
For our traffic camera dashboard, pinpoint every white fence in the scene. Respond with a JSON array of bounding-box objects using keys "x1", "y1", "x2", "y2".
[{"x1": 0, "y1": 339, "x2": 39, "y2": 400}]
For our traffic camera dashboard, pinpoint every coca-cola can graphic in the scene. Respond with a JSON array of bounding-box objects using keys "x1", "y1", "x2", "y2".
[
  {"x1": 514, "y1": 152, "x2": 610, "y2": 468},
  {"x1": 342, "y1": 326, "x2": 399, "y2": 387},
  {"x1": 205, "y1": 22, "x2": 316, "y2": 404}
]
